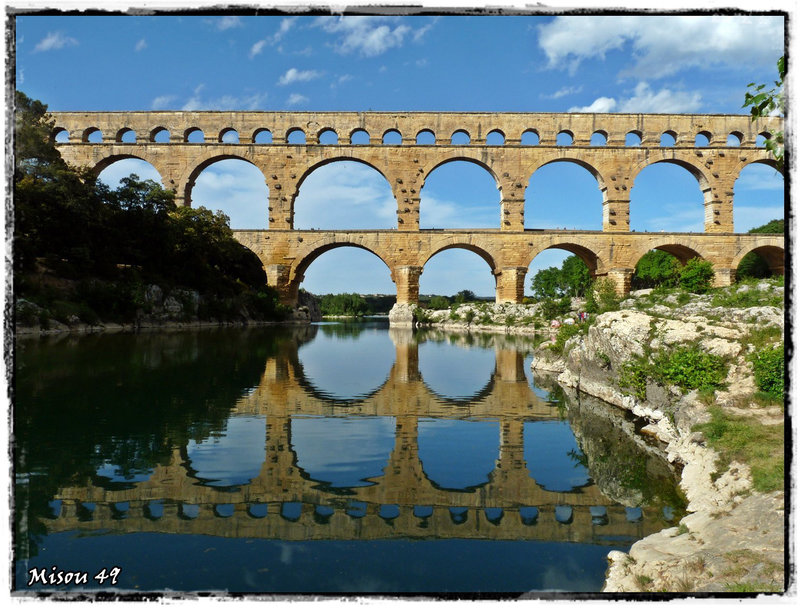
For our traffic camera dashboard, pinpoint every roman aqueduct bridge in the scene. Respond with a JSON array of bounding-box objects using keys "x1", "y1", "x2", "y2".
[{"x1": 50, "y1": 111, "x2": 785, "y2": 307}]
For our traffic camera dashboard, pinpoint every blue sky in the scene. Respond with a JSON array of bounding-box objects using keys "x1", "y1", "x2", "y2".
[{"x1": 14, "y1": 10, "x2": 786, "y2": 297}]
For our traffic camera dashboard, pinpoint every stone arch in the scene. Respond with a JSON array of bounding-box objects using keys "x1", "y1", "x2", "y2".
[
  {"x1": 287, "y1": 127, "x2": 306, "y2": 144},
  {"x1": 293, "y1": 158, "x2": 397, "y2": 230},
  {"x1": 82, "y1": 127, "x2": 102, "y2": 142},
  {"x1": 486, "y1": 129, "x2": 505, "y2": 145},
  {"x1": 732, "y1": 159, "x2": 784, "y2": 233},
  {"x1": 419, "y1": 242, "x2": 500, "y2": 301},
  {"x1": 421, "y1": 156, "x2": 501, "y2": 191},
  {"x1": 382, "y1": 128, "x2": 402, "y2": 144},
  {"x1": 349, "y1": 128, "x2": 370, "y2": 145},
  {"x1": 424, "y1": 242, "x2": 497, "y2": 273},
  {"x1": 219, "y1": 127, "x2": 239, "y2": 143},
  {"x1": 289, "y1": 240, "x2": 394, "y2": 293},
  {"x1": 731, "y1": 244, "x2": 785, "y2": 275},
  {"x1": 294, "y1": 156, "x2": 391, "y2": 192},
  {"x1": 631, "y1": 157, "x2": 712, "y2": 197},
  {"x1": 527, "y1": 241, "x2": 606, "y2": 277},
  {"x1": 416, "y1": 129, "x2": 436, "y2": 145},
  {"x1": 317, "y1": 127, "x2": 338, "y2": 145},
  {"x1": 451, "y1": 129, "x2": 471, "y2": 145},
  {"x1": 521, "y1": 129, "x2": 540, "y2": 145},
  {"x1": 184, "y1": 153, "x2": 265, "y2": 209},
  {"x1": 116, "y1": 128, "x2": 136, "y2": 143},
  {"x1": 660, "y1": 131, "x2": 677, "y2": 147},
  {"x1": 90, "y1": 153, "x2": 166, "y2": 185},
  {"x1": 419, "y1": 157, "x2": 503, "y2": 229},
  {"x1": 630, "y1": 242, "x2": 706, "y2": 269},
  {"x1": 51, "y1": 126, "x2": 70, "y2": 143},
  {"x1": 524, "y1": 158, "x2": 608, "y2": 230},
  {"x1": 590, "y1": 130, "x2": 608, "y2": 146},
  {"x1": 184, "y1": 127, "x2": 204, "y2": 143},
  {"x1": 150, "y1": 126, "x2": 170, "y2": 142},
  {"x1": 556, "y1": 130, "x2": 574, "y2": 146},
  {"x1": 253, "y1": 128, "x2": 273, "y2": 144}
]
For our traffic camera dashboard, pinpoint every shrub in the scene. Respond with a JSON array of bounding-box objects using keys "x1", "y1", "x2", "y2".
[
  {"x1": 678, "y1": 258, "x2": 715, "y2": 294},
  {"x1": 428, "y1": 295, "x2": 450, "y2": 310},
  {"x1": 654, "y1": 346, "x2": 727, "y2": 392},
  {"x1": 750, "y1": 345, "x2": 784, "y2": 399},
  {"x1": 550, "y1": 322, "x2": 584, "y2": 355},
  {"x1": 539, "y1": 296, "x2": 571, "y2": 320},
  {"x1": 585, "y1": 278, "x2": 620, "y2": 314},
  {"x1": 618, "y1": 359, "x2": 650, "y2": 400}
]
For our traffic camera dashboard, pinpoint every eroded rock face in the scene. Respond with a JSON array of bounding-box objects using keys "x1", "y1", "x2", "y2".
[{"x1": 531, "y1": 283, "x2": 785, "y2": 593}]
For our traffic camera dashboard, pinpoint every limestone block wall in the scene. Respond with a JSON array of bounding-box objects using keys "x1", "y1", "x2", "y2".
[{"x1": 48, "y1": 111, "x2": 785, "y2": 303}]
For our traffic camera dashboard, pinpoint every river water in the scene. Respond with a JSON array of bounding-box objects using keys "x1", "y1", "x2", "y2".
[{"x1": 13, "y1": 320, "x2": 685, "y2": 595}]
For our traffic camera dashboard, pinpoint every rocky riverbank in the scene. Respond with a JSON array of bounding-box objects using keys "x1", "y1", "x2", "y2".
[
  {"x1": 531, "y1": 280, "x2": 786, "y2": 593},
  {"x1": 15, "y1": 282, "x2": 322, "y2": 337}
]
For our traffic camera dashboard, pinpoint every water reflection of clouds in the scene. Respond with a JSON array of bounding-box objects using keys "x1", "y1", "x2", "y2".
[
  {"x1": 186, "y1": 415, "x2": 266, "y2": 487},
  {"x1": 298, "y1": 330, "x2": 395, "y2": 400},
  {"x1": 419, "y1": 341, "x2": 495, "y2": 399},
  {"x1": 290, "y1": 416, "x2": 395, "y2": 488}
]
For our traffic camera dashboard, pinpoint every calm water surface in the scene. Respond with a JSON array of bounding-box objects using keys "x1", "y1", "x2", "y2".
[{"x1": 13, "y1": 321, "x2": 684, "y2": 595}]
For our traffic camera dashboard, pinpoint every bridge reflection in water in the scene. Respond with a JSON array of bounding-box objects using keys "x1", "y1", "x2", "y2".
[{"x1": 41, "y1": 325, "x2": 677, "y2": 548}]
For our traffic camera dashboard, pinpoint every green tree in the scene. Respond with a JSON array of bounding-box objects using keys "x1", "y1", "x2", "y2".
[
  {"x1": 561, "y1": 255, "x2": 592, "y2": 297},
  {"x1": 428, "y1": 295, "x2": 450, "y2": 310},
  {"x1": 632, "y1": 250, "x2": 680, "y2": 289},
  {"x1": 453, "y1": 289, "x2": 476, "y2": 304},
  {"x1": 530, "y1": 266, "x2": 562, "y2": 300},
  {"x1": 743, "y1": 56, "x2": 785, "y2": 173},
  {"x1": 748, "y1": 219, "x2": 784, "y2": 234},
  {"x1": 678, "y1": 258, "x2": 715, "y2": 294},
  {"x1": 530, "y1": 255, "x2": 591, "y2": 300}
]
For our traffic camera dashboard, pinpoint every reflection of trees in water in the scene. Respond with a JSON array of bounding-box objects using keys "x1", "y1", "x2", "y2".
[
  {"x1": 559, "y1": 388, "x2": 685, "y2": 512},
  {"x1": 14, "y1": 327, "x2": 307, "y2": 557},
  {"x1": 316, "y1": 319, "x2": 389, "y2": 339}
]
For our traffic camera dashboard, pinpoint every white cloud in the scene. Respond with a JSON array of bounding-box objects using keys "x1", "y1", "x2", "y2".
[
  {"x1": 538, "y1": 16, "x2": 783, "y2": 79},
  {"x1": 135, "y1": 39, "x2": 147, "y2": 52},
  {"x1": 638, "y1": 204, "x2": 705, "y2": 233},
  {"x1": 315, "y1": 16, "x2": 412, "y2": 57},
  {"x1": 278, "y1": 68, "x2": 322, "y2": 86},
  {"x1": 413, "y1": 17, "x2": 439, "y2": 42},
  {"x1": 286, "y1": 93, "x2": 309, "y2": 107},
  {"x1": 293, "y1": 162, "x2": 396, "y2": 229},
  {"x1": 734, "y1": 205, "x2": 784, "y2": 232},
  {"x1": 618, "y1": 82, "x2": 702, "y2": 113},
  {"x1": 570, "y1": 83, "x2": 702, "y2": 113},
  {"x1": 542, "y1": 85, "x2": 583, "y2": 100},
  {"x1": 214, "y1": 16, "x2": 243, "y2": 31},
  {"x1": 250, "y1": 17, "x2": 299, "y2": 59},
  {"x1": 33, "y1": 31, "x2": 78, "y2": 52},
  {"x1": 273, "y1": 17, "x2": 297, "y2": 43},
  {"x1": 181, "y1": 92, "x2": 268, "y2": 111},
  {"x1": 249, "y1": 39, "x2": 267, "y2": 59},
  {"x1": 734, "y1": 165, "x2": 784, "y2": 191},
  {"x1": 191, "y1": 160, "x2": 270, "y2": 229},
  {"x1": 569, "y1": 96, "x2": 617, "y2": 113},
  {"x1": 151, "y1": 95, "x2": 176, "y2": 110}
]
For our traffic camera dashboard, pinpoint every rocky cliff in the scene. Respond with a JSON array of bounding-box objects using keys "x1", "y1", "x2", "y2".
[{"x1": 532, "y1": 280, "x2": 786, "y2": 593}]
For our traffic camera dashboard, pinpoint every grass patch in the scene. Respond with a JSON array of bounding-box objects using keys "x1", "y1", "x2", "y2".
[{"x1": 693, "y1": 407, "x2": 784, "y2": 492}]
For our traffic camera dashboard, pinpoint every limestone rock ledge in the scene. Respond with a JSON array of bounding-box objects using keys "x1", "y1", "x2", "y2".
[{"x1": 530, "y1": 299, "x2": 786, "y2": 593}]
